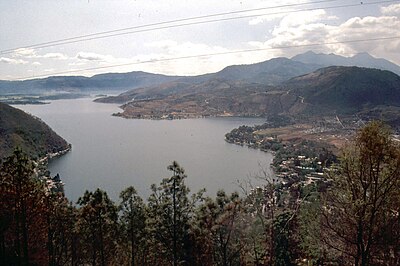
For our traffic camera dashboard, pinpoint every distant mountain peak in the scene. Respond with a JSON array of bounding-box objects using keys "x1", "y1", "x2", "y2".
[
  {"x1": 292, "y1": 51, "x2": 400, "y2": 75},
  {"x1": 352, "y1": 52, "x2": 373, "y2": 58}
]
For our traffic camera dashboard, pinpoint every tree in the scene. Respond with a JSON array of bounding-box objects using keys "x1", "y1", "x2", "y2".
[
  {"x1": 146, "y1": 161, "x2": 202, "y2": 265},
  {"x1": 321, "y1": 121, "x2": 400, "y2": 265},
  {"x1": 0, "y1": 148, "x2": 49, "y2": 265},
  {"x1": 76, "y1": 188, "x2": 118, "y2": 266},
  {"x1": 45, "y1": 192, "x2": 76, "y2": 266},
  {"x1": 273, "y1": 212, "x2": 300, "y2": 266},
  {"x1": 119, "y1": 186, "x2": 146, "y2": 266},
  {"x1": 195, "y1": 190, "x2": 243, "y2": 266}
]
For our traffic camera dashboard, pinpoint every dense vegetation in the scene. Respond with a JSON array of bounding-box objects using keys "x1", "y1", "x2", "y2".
[
  {"x1": 0, "y1": 102, "x2": 70, "y2": 160},
  {"x1": 0, "y1": 122, "x2": 399, "y2": 265}
]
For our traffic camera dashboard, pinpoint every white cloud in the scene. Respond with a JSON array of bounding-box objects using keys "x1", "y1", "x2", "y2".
[
  {"x1": 381, "y1": 3, "x2": 400, "y2": 15},
  {"x1": 0, "y1": 57, "x2": 29, "y2": 65},
  {"x1": 327, "y1": 16, "x2": 400, "y2": 55},
  {"x1": 32, "y1": 61, "x2": 41, "y2": 66},
  {"x1": 13, "y1": 48, "x2": 36, "y2": 57},
  {"x1": 11, "y1": 49, "x2": 68, "y2": 61},
  {"x1": 76, "y1": 52, "x2": 114, "y2": 62},
  {"x1": 278, "y1": 9, "x2": 327, "y2": 28},
  {"x1": 249, "y1": 10, "x2": 400, "y2": 63},
  {"x1": 248, "y1": 13, "x2": 285, "y2": 25},
  {"x1": 41, "y1": 53, "x2": 68, "y2": 60},
  {"x1": 44, "y1": 68, "x2": 55, "y2": 72}
]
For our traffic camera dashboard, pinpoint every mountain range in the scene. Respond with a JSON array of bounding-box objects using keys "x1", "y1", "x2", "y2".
[
  {"x1": 1, "y1": 51, "x2": 399, "y2": 95},
  {"x1": 109, "y1": 66, "x2": 400, "y2": 123},
  {"x1": 90, "y1": 52, "x2": 400, "y2": 124}
]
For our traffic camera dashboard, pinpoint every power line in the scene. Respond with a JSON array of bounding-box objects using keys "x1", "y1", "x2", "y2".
[
  {"x1": 1, "y1": 0, "x2": 341, "y2": 54},
  {"x1": 2, "y1": 0, "x2": 397, "y2": 54},
  {"x1": 13, "y1": 35, "x2": 400, "y2": 81}
]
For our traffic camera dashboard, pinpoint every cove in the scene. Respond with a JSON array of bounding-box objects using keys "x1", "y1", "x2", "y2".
[{"x1": 16, "y1": 98, "x2": 273, "y2": 201}]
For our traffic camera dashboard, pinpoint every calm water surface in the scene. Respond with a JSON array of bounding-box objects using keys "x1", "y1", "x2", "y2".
[{"x1": 16, "y1": 98, "x2": 273, "y2": 201}]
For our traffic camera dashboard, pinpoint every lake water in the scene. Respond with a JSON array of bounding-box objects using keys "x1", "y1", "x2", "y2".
[{"x1": 16, "y1": 98, "x2": 273, "y2": 202}]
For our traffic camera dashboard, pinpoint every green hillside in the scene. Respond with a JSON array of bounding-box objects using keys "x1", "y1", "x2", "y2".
[{"x1": 0, "y1": 103, "x2": 70, "y2": 159}]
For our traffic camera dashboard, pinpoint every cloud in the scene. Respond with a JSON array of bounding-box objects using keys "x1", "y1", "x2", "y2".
[
  {"x1": 248, "y1": 10, "x2": 400, "y2": 63},
  {"x1": 248, "y1": 13, "x2": 285, "y2": 25},
  {"x1": 76, "y1": 52, "x2": 114, "y2": 62},
  {"x1": 13, "y1": 48, "x2": 36, "y2": 57},
  {"x1": 381, "y1": 3, "x2": 400, "y2": 15},
  {"x1": 12, "y1": 49, "x2": 68, "y2": 61},
  {"x1": 0, "y1": 57, "x2": 29, "y2": 65},
  {"x1": 41, "y1": 53, "x2": 68, "y2": 60},
  {"x1": 32, "y1": 61, "x2": 41, "y2": 66}
]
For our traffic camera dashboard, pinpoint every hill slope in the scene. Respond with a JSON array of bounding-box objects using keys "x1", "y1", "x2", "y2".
[
  {"x1": 96, "y1": 57, "x2": 323, "y2": 104},
  {"x1": 0, "y1": 103, "x2": 70, "y2": 159},
  {"x1": 283, "y1": 66, "x2": 400, "y2": 114},
  {"x1": 113, "y1": 66, "x2": 400, "y2": 124}
]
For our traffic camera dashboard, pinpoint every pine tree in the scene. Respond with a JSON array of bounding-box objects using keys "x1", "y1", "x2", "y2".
[
  {"x1": 76, "y1": 188, "x2": 118, "y2": 266},
  {"x1": 147, "y1": 161, "x2": 201, "y2": 265},
  {"x1": 0, "y1": 148, "x2": 49, "y2": 265},
  {"x1": 119, "y1": 186, "x2": 146, "y2": 266}
]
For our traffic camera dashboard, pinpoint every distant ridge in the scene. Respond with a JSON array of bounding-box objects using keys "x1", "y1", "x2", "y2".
[
  {"x1": 292, "y1": 51, "x2": 400, "y2": 75},
  {"x1": 0, "y1": 71, "x2": 182, "y2": 95},
  {"x1": 1, "y1": 51, "x2": 400, "y2": 97}
]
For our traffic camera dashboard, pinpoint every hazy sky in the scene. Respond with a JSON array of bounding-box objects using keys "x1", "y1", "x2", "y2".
[{"x1": 1, "y1": 0, "x2": 399, "y2": 80}]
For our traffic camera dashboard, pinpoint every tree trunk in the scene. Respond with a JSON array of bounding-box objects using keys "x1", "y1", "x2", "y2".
[
  {"x1": 21, "y1": 199, "x2": 29, "y2": 266},
  {"x1": 173, "y1": 176, "x2": 177, "y2": 266}
]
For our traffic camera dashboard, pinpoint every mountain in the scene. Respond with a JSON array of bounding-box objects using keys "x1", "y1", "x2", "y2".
[
  {"x1": 0, "y1": 71, "x2": 182, "y2": 95},
  {"x1": 112, "y1": 66, "x2": 400, "y2": 126},
  {"x1": 116, "y1": 79, "x2": 296, "y2": 119},
  {"x1": 96, "y1": 57, "x2": 323, "y2": 104},
  {"x1": 292, "y1": 51, "x2": 400, "y2": 75},
  {"x1": 1, "y1": 56, "x2": 324, "y2": 98},
  {"x1": 283, "y1": 66, "x2": 400, "y2": 114},
  {"x1": 3, "y1": 51, "x2": 399, "y2": 102},
  {"x1": 0, "y1": 103, "x2": 70, "y2": 159},
  {"x1": 211, "y1": 57, "x2": 323, "y2": 85}
]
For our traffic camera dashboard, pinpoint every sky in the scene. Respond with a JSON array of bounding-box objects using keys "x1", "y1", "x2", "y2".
[{"x1": 0, "y1": 0, "x2": 399, "y2": 80}]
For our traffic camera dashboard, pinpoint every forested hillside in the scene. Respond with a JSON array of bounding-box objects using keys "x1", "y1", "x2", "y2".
[{"x1": 0, "y1": 102, "x2": 70, "y2": 159}]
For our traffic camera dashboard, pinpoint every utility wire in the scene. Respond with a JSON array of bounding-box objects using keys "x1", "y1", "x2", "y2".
[
  {"x1": 1, "y1": 0, "x2": 341, "y2": 54},
  {"x1": 2, "y1": 0, "x2": 397, "y2": 54},
  {"x1": 13, "y1": 35, "x2": 400, "y2": 81}
]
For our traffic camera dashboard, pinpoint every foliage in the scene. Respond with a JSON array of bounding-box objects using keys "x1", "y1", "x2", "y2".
[
  {"x1": 76, "y1": 188, "x2": 119, "y2": 266},
  {"x1": 319, "y1": 121, "x2": 400, "y2": 265},
  {"x1": 119, "y1": 186, "x2": 146, "y2": 266},
  {"x1": 1, "y1": 122, "x2": 399, "y2": 265},
  {"x1": 0, "y1": 148, "x2": 49, "y2": 265}
]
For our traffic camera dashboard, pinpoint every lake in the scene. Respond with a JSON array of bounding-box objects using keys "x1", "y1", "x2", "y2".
[{"x1": 16, "y1": 98, "x2": 273, "y2": 202}]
